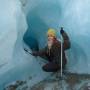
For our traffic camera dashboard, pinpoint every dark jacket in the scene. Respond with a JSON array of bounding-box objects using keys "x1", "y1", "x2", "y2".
[{"x1": 34, "y1": 31, "x2": 70, "y2": 68}]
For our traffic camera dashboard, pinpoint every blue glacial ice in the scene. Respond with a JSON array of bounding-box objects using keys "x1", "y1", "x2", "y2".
[
  {"x1": 0, "y1": 0, "x2": 90, "y2": 89},
  {"x1": 23, "y1": 0, "x2": 90, "y2": 74},
  {"x1": 0, "y1": 0, "x2": 50, "y2": 89}
]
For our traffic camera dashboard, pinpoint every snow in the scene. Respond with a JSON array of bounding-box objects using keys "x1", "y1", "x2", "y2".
[{"x1": 0, "y1": 0, "x2": 90, "y2": 90}]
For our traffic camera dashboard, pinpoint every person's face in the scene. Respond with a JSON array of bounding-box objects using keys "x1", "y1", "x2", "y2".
[{"x1": 48, "y1": 34, "x2": 54, "y2": 41}]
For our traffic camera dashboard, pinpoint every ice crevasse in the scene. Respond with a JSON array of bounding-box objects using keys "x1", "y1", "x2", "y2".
[
  {"x1": 23, "y1": 0, "x2": 90, "y2": 74},
  {"x1": 0, "y1": 0, "x2": 90, "y2": 89}
]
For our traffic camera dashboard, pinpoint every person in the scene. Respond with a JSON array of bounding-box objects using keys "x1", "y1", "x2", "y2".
[{"x1": 32, "y1": 28, "x2": 71, "y2": 72}]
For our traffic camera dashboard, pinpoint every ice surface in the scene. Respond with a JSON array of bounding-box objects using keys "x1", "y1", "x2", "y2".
[{"x1": 0, "y1": 0, "x2": 90, "y2": 89}]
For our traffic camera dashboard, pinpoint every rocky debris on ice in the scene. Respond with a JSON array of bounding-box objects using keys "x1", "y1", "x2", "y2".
[{"x1": 4, "y1": 72, "x2": 90, "y2": 90}]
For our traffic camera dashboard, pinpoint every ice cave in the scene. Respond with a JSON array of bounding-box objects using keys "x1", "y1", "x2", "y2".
[{"x1": 0, "y1": 0, "x2": 90, "y2": 89}]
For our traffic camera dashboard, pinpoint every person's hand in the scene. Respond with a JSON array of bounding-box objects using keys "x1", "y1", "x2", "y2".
[
  {"x1": 60, "y1": 27, "x2": 64, "y2": 34},
  {"x1": 32, "y1": 51, "x2": 38, "y2": 56}
]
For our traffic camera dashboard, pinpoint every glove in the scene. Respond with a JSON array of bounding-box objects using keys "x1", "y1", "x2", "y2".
[
  {"x1": 60, "y1": 27, "x2": 64, "y2": 34},
  {"x1": 32, "y1": 51, "x2": 38, "y2": 56}
]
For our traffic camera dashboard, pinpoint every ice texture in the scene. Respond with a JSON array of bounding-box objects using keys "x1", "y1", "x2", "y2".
[{"x1": 0, "y1": 0, "x2": 90, "y2": 89}]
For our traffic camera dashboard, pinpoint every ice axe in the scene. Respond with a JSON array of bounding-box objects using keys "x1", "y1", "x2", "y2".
[{"x1": 24, "y1": 48, "x2": 33, "y2": 55}]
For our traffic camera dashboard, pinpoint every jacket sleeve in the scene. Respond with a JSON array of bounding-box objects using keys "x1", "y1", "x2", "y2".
[
  {"x1": 62, "y1": 31, "x2": 71, "y2": 50},
  {"x1": 35, "y1": 46, "x2": 48, "y2": 59}
]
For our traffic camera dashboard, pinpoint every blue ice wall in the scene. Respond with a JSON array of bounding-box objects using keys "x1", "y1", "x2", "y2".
[
  {"x1": 0, "y1": 0, "x2": 90, "y2": 89},
  {"x1": 23, "y1": 0, "x2": 90, "y2": 74},
  {"x1": 23, "y1": 0, "x2": 61, "y2": 49},
  {"x1": 0, "y1": 0, "x2": 50, "y2": 89}
]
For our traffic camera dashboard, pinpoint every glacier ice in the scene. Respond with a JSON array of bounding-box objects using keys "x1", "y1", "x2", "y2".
[
  {"x1": 0, "y1": 0, "x2": 90, "y2": 89},
  {"x1": 0, "y1": 0, "x2": 50, "y2": 89},
  {"x1": 23, "y1": 0, "x2": 90, "y2": 74}
]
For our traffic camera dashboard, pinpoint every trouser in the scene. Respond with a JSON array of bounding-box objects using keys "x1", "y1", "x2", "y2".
[
  {"x1": 42, "y1": 58, "x2": 66, "y2": 72},
  {"x1": 42, "y1": 62, "x2": 60, "y2": 72},
  {"x1": 41, "y1": 55, "x2": 66, "y2": 72}
]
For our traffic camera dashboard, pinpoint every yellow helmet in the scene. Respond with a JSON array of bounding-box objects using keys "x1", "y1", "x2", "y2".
[{"x1": 47, "y1": 28, "x2": 56, "y2": 37}]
